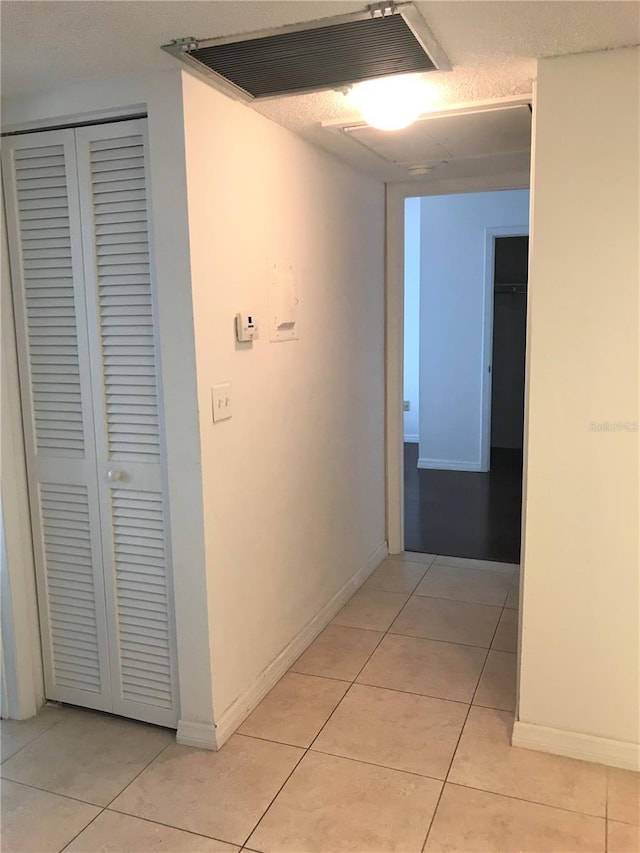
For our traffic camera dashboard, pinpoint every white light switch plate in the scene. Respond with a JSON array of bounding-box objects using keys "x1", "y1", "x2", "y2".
[{"x1": 212, "y1": 383, "x2": 232, "y2": 422}]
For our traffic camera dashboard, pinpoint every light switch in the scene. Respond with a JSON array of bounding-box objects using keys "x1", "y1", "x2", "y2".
[{"x1": 212, "y1": 384, "x2": 232, "y2": 422}]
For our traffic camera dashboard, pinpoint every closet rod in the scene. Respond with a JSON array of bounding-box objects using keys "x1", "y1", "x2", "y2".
[{"x1": 2, "y1": 112, "x2": 147, "y2": 137}]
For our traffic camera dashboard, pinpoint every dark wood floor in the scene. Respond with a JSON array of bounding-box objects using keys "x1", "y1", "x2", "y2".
[{"x1": 404, "y1": 443, "x2": 522, "y2": 563}]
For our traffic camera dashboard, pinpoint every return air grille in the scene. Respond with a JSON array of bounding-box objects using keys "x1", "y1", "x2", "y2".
[{"x1": 163, "y1": 5, "x2": 449, "y2": 100}]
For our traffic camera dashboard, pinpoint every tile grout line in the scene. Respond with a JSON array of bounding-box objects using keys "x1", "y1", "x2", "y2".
[
  {"x1": 237, "y1": 727, "x2": 317, "y2": 847},
  {"x1": 310, "y1": 560, "x2": 465, "y2": 853},
  {"x1": 105, "y1": 805, "x2": 245, "y2": 848},
  {"x1": 240, "y1": 599, "x2": 395, "y2": 849},
  {"x1": 0, "y1": 716, "x2": 63, "y2": 766},
  {"x1": 410, "y1": 559, "x2": 495, "y2": 853},
  {"x1": 411, "y1": 591, "x2": 512, "y2": 607},
  {"x1": 103, "y1": 741, "x2": 173, "y2": 810},
  {"x1": 420, "y1": 587, "x2": 507, "y2": 853},
  {"x1": 1, "y1": 732, "x2": 173, "y2": 808},
  {"x1": 6, "y1": 565, "x2": 416, "y2": 853},
  {"x1": 365, "y1": 568, "x2": 433, "y2": 638},
  {"x1": 391, "y1": 553, "x2": 437, "y2": 568},
  {"x1": 326, "y1": 679, "x2": 475, "y2": 707},
  {"x1": 287, "y1": 670, "x2": 353, "y2": 684},
  {"x1": 59, "y1": 807, "x2": 107, "y2": 853},
  {"x1": 7, "y1": 556, "x2": 526, "y2": 853},
  {"x1": 240, "y1": 557, "x2": 517, "y2": 852},
  {"x1": 430, "y1": 779, "x2": 609, "y2": 821},
  {"x1": 425, "y1": 561, "x2": 516, "y2": 575},
  {"x1": 239, "y1": 557, "x2": 439, "y2": 850},
  {"x1": 1, "y1": 776, "x2": 108, "y2": 809},
  {"x1": 57, "y1": 739, "x2": 174, "y2": 852},
  {"x1": 240, "y1": 693, "x2": 609, "y2": 828},
  {"x1": 386, "y1": 628, "x2": 508, "y2": 651},
  {"x1": 305, "y1": 745, "x2": 446, "y2": 783},
  {"x1": 367, "y1": 628, "x2": 506, "y2": 653}
]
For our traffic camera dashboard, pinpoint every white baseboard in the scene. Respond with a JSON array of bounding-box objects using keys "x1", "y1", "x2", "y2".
[
  {"x1": 417, "y1": 457, "x2": 483, "y2": 472},
  {"x1": 512, "y1": 720, "x2": 640, "y2": 771},
  {"x1": 176, "y1": 719, "x2": 217, "y2": 750},
  {"x1": 211, "y1": 542, "x2": 389, "y2": 750},
  {"x1": 403, "y1": 435, "x2": 419, "y2": 444}
]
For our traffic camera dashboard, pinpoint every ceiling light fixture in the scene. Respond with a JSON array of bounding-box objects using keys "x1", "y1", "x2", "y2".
[{"x1": 346, "y1": 75, "x2": 439, "y2": 131}]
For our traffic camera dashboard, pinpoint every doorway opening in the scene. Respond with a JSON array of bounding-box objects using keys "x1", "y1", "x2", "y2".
[{"x1": 402, "y1": 193, "x2": 529, "y2": 563}]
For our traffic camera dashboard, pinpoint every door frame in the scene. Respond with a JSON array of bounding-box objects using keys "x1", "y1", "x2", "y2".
[
  {"x1": 480, "y1": 225, "x2": 529, "y2": 471},
  {"x1": 384, "y1": 94, "x2": 532, "y2": 554},
  {"x1": 1, "y1": 191, "x2": 45, "y2": 719}
]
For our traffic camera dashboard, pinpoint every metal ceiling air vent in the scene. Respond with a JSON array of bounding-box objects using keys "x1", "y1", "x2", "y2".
[{"x1": 162, "y1": 3, "x2": 450, "y2": 102}]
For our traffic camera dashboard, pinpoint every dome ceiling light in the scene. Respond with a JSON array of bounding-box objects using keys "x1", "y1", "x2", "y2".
[{"x1": 346, "y1": 75, "x2": 441, "y2": 131}]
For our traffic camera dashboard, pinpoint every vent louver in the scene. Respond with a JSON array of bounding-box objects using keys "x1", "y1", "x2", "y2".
[{"x1": 162, "y1": 4, "x2": 449, "y2": 101}]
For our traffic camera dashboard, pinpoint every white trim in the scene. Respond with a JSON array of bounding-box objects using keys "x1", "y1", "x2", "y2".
[
  {"x1": 403, "y1": 434, "x2": 419, "y2": 443},
  {"x1": 323, "y1": 94, "x2": 532, "y2": 131},
  {"x1": 176, "y1": 719, "x2": 217, "y2": 750},
  {"x1": 480, "y1": 224, "x2": 529, "y2": 471},
  {"x1": 386, "y1": 185, "x2": 405, "y2": 556},
  {"x1": 417, "y1": 457, "x2": 482, "y2": 472},
  {"x1": 1, "y1": 104, "x2": 147, "y2": 136},
  {"x1": 515, "y1": 80, "x2": 539, "y2": 722},
  {"x1": 0, "y1": 184, "x2": 45, "y2": 720},
  {"x1": 209, "y1": 542, "x2": 388, "y2": 750},
  {"x1": 512, "y1": 720, "x2": 640, "y2": 771},
  {"x1": 389, "y1": 172, "x2": 532, "y2": 202}
]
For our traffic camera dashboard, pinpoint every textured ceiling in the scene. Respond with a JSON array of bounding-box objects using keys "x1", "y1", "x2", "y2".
[
  {"x1": 335, "y1": 104, "x2": 532, "y2": 181},
  {"x1": 1, "y1": 1, "x2": 638, "y2": 180}
]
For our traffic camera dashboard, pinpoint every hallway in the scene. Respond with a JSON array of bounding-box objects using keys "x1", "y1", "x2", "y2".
[{"x1": 3, "y1": 552, "x2": 638, "y2": 852}]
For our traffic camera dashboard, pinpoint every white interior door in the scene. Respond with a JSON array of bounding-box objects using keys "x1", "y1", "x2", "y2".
[
  {"x1": 2, "y1": 130, "x2": 113, "y2": 710},
  {"x1": 75, "y1": 120, "x2": 178, "y2": 726},
  {"x1": 3, "y1": 120, "x2": 179, "y2": 727}
]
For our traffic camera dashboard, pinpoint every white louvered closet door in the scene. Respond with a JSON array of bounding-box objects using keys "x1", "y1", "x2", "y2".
[
  {"x1": 2, "y1": 130, "x2": 113, "y2": 710},
  {"x1": 74, "y1": 120, "x2": 178, "y2": 727},
  {"x1": 3, "y1": 121, "x2": 178, "y2": 728}
]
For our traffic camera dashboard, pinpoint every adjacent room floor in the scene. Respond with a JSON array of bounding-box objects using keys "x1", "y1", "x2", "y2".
[
  {"x1": 404, "y1": 442, "x2": 523, "y2": 563},
  {"x1": 2, "y1": 553, "x2": 638, "y2": 852}
]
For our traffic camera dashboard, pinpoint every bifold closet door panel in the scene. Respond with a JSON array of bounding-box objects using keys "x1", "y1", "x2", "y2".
[
  {"x1": 1, "y1": 130, "x2": 113, "y2": 710},
  {"x1": 74, "y1": 120, "x2": 179, "y2": 726}
]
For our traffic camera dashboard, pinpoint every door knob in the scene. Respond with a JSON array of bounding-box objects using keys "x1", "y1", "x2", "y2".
[{"x1": 107, "y1": 470, "x2": 124, "y2": 482}]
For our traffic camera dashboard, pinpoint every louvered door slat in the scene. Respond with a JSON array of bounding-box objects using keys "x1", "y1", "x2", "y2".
[
  {"x1": 84, "y1": 132, "x2": 161, "y2": 464},
  {"x1": 39, "y1": 485, "x2": 102, "y2": 694},
  {"x1": 2, "y1": 129, "x2": 113, "y2": 714},
  {"x1": 111, "y1": 487, "x2": 172, "y2": 711},
  {"x1": 75, "y1": 119, "x2": 178, "y2": 727},
  {"x1": 4, "y1": 122, "x2": 178, "y2": 727},
  {"x1": 11, "y1": 142, "x2": 84, "y2": 457},
  {"x1": 22, "y1": 230, "x2": 72, "y2": 243}
]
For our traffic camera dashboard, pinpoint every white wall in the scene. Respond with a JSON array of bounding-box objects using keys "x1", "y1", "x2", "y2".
[
  {"x1": 418, "y1": 190, "x2": 529, "y2": 471},
  {"x1": 403, "y1": 197, "x2": 420, "y2": 442},
  {"x1": 1, "y1": 178, "x2": 45, "y2": 719},
  {"x1": 180, "y1": 71, "x2": 386, "y2": 740},
  {"x1": 2, "y1": 67, "x2": 386, "y2": 746},
  {"x1": 515, "y1": 47, "x2": 640, "y2": 766},
  {"x1": 1, "y1": 71, "x2": 216, "y2": 732}
]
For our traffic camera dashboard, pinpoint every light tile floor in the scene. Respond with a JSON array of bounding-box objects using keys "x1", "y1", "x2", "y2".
[{"x1": 2, "y1": 553, "x2": 639, "y2": 852}]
